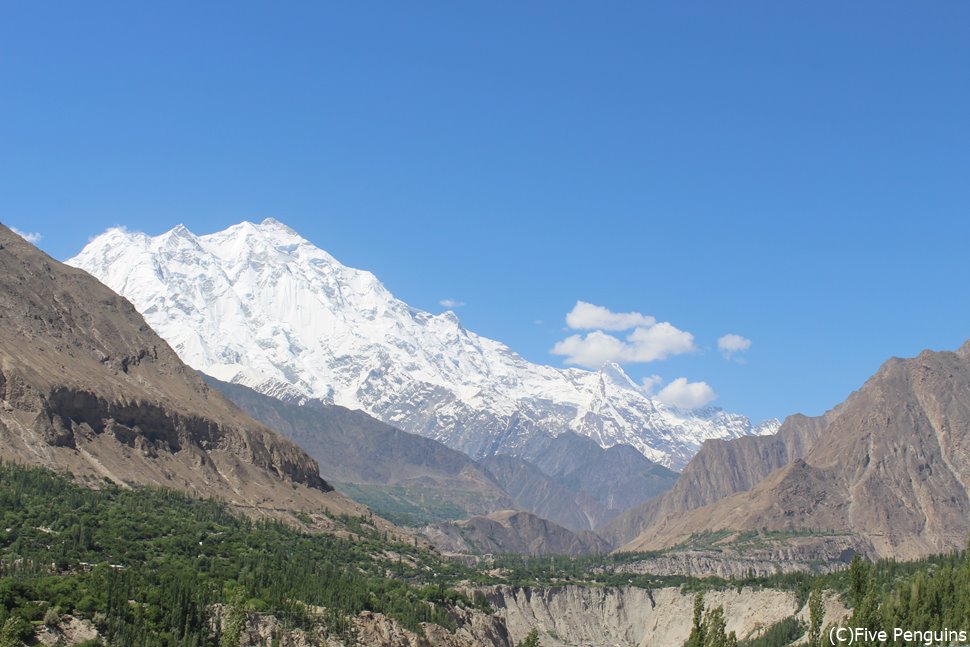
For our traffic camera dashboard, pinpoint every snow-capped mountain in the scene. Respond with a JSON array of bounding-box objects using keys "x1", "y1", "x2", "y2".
[{"x1": 69, "y1": 219, "x2": 778, "y2": 469}]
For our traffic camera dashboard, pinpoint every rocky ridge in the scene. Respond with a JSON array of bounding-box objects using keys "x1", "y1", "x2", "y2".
[{"x1": 619, "y1": 341, "x2": 970, "y2": 560}]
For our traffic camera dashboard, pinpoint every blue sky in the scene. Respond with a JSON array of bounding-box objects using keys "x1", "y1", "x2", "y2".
[{"x1": 2, "y1": 2, "x2": 968, "y2": 422}]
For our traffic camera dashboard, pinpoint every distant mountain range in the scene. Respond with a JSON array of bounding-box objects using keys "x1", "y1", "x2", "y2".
[
  {"x1": 69, "y1": 219, "x2": 777, "y2": 469},
  {"x1": 209, "y1": 375, "x2": 677, "y2": 533}
]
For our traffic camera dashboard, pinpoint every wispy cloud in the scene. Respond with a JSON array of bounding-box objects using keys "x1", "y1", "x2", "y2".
[
  {"x1": 11, "y1": 227, "x2": 42, "y2": 244},
  {"x1": 718, "y1": 333, "x2": 752, "y2": 360},
  {"x1": 657, "y1": 377, "x2": 716, "y2": 409},
  {"x1": 551, "y1": 301, "x2": 695, "y2": 368},
  {"x1": 439, "y1": 299, "x2": 466, "y2": 309}
]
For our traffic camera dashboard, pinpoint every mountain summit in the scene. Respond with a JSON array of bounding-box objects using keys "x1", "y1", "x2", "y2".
[{"x1": 70, "y1": 219, "x2": 776, "y2": 469}]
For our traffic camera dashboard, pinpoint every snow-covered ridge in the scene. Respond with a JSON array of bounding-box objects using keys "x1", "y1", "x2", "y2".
[{"x1": 69, "y1": 219, "x2": 778, "y2": 469}]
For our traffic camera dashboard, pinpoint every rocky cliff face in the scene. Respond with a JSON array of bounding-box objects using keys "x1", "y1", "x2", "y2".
[
  {"x1": 621, "y1": 342, "x2": 970, "y2": 560},
  {"x1": 485, "y1": 585, "x2": 803, "y2": 647},
  {"x1": 0, "y1": 223, "x2": 370, "y2": 525}
]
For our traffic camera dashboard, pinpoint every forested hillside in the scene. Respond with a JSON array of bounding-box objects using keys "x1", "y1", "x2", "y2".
[
  {"x1": 3, "y1": 460, "x2": 969, "y2": 647},
  {"x1": 0, "y1": 463, "x2": 485, "y2": 646}
]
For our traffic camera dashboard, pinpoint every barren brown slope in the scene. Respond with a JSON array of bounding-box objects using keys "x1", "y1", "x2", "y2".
[
  {"x1": 622, "y1": 342, "x2": 970, "y2": 559},
  {"x1": 601, "y1": 413, "x2": 826, "y2": 545},
  {"x1": 0, "y1": 224, "x2": 374, "y2": 527}
]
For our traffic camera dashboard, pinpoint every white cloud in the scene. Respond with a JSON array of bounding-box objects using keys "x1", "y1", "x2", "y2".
[
  {"x1": 439, "y1": 299, "x2": 466, "y2": 308},
  {"x1": 718, "y1": 333, "x2": 752, "y2": 360},
  {"x1": 551, "y1": 323, "x2": 696, "y2": 368},
  {"x1": 551, "y1": 331, "x2": 631, "y2": 368},
  {"x1": 565, "y1": 301, "x2": 656, "y2": 331},
  {"x1": 657, "y1": 377, "x2": 717, "y2": 409},
  {"x1": 639, "y1": 374, "x2": 664, "y2": 394},
  {"x1": 552, "y1": 301, "x2": 696, "y2": 368},
  {"x1": 626, "y1": 323, "x2": 696, "y2": 362},
  {"x1": 11, "y1": 227, "x2": 42, "y2": 244}
]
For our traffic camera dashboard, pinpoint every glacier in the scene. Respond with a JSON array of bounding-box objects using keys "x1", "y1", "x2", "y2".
[{"x1": 68, "y1": 218, "x2": 778, "y2": 469}]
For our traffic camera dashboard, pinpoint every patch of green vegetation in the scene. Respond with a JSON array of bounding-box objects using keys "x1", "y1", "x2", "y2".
[
  {"x1": 0, "y1": 462, "x2": 488, "y2": 646},
  {"x1": 290, "y1": 510, "x2": 313, "y2": 526},
  {"x1": 334, "y1": 483, "x2": 475, "y2": 526},
  {"x1": 738, "y1": 616, "x2": 805, "y2": 647}
]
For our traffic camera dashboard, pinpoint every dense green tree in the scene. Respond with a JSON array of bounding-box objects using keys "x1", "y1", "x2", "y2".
[
  {"x1": 849, "y1": 554, "x2": 870, "y2": 610},
  {"x1": 685, "y1": 593, "x2": 707, "y2": 647},
  {"x1": 683, "y1": 594, "x2": 738, "y2": 647},
  {"x1": 807, "y1": 585, "x2": 824, "y2": 647},
  {"x1": 0, "y1": 616, "x2": 32, "y2": 647}
]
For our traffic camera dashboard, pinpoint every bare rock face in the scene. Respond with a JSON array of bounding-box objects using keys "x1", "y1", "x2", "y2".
[
  {"x1": 33, "y1": 614, "x2": 101, "y2": 646},
  {"x1": 620, "y1": 342, "x2": 970, "y2": 560},
  {"x1": 420, "y1": 606, "x2": 513, "y2": 647},
  {"x1": 0, "y1": 223, "x2": 370, "y2": 524},
  {"x1": 486, "y1": 585, "x2": 801, "y2": 647},
  {"x1": 426, "y1": 510, "x2": 611, "y2": 557}
]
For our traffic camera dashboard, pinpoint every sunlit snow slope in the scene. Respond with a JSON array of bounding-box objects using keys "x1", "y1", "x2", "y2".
[{"x1": 69, "y1": 219, "x2": 777, "y2": 469}]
